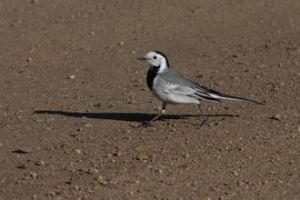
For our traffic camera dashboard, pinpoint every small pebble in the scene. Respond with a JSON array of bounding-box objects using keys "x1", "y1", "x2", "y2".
[
  {"x1": 94, "y1": 102, "x2": 102, "y2": 107},
  {"x1": 119, "y1": 41, "x2": 124, "y2": 46},
  {"x1": 232, "y1": 170, "x2": 239, "y2": 176},
  {"x1": 129, "y1": 123, "x2": 139, "y2": 128},
  {"x1": 184, "y1": 153, "x2": 190, "y2": 158},
  {"x1": 75, "y1": 149, "x2": 82, "y2": 154},
  {"x1": 137, "y1": 154, "x2": 149, "y2": 160},
  {"x1": 68, "y1": 75, "x2": 76, "y2": 79},
  {"x1": 12, "y1": 147, "x2": 32, "y2": 154},
  {"x1": 120, "y1": 129, "x2": 131, "y2": 134},
  {"x1": 74, "y1": 185, "x2": 80, "y2": 191},
  {"x1": 88, "y1": 168, "x2": 99, "y2": 174},
  {"x1": 35, "y1": 160, "x2": 45, "y2": 166},
  {"x1": 17, "y1": 164, "x2": 27, "y2": 169},
  {"x1": 29, "y1": 171, "x2": 38, "y2": 178},
  {"x1": 84, "y1": 123, "x2": 92, "y2": 128},
  {"x1": 270, "y1": 114, "x2": 281, "y2": 121},
  {"x1": 113, "y1": 151, "x2": 122, "y2": 157},
  {"x1": 95, "y1": 176, "x2": 109, "y2": 185}
]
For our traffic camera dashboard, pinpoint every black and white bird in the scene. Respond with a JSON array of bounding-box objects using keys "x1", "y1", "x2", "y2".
[{"x1": 138, "y1": 51, "x2": 262, "y2": 123}]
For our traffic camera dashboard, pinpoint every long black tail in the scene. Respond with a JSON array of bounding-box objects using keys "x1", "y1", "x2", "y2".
[
  {"x1": 219, "y1": 94, "x2": 263, "y2": 105},
  {"x1": 205, "y1": 89, "x2": 263, "y2": 105},
  {"x1": 194, "y1": 87, "x2": 263, "y2": 105}
]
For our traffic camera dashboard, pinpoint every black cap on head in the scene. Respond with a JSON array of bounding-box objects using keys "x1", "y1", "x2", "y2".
[{"x1": 154, "y1": 50, "x2": 170, "y2": 67}]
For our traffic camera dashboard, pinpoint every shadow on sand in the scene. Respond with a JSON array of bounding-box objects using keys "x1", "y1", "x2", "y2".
[{"x1": 34, "y1": 110, "x2": 239, "y2": 123}]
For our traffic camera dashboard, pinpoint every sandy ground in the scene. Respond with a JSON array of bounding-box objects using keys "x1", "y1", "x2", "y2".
[{"x1": 0, "y1": 0, "x2": 299, "y2": 199}]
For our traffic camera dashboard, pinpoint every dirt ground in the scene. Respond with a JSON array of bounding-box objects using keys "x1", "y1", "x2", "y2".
[{"x1": 0, "y1": 0, "x2": 299, "y2": 199}]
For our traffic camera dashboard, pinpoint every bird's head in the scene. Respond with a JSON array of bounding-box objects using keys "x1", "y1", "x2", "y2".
[{"x1": 138, "y1": 51, "x2": 170, "y2": 72}]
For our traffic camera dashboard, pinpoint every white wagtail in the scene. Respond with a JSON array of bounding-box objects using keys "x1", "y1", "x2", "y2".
[{"x1": 138, "y1": 51, "x2": 262, "y2": 123}]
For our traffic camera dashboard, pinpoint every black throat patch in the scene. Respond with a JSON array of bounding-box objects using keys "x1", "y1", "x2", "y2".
[{"x1": 146, "y1": 66, "x2": 159, "y2": 90}]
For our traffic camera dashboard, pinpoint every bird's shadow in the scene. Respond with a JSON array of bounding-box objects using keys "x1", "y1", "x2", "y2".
[{"x1": 34, "y1": 110, "x2": 238, "y2": 123}]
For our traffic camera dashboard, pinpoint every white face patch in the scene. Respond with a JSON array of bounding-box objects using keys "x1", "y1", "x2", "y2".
[{"x1": 144, "y1": 51, "x2": 168, "y2": 73}]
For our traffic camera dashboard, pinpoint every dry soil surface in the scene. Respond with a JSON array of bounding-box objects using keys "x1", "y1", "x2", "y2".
[{"x1": 0, "y1": 0, "x2": 299, "y2": 199}]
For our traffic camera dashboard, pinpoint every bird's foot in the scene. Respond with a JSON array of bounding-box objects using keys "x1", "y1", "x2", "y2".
[
  {"x1": 200, "y1": 116, "x2": 208, "y2": 127},
  {"x1": 141, "y1": 121, "x2": 153, "y2": 127}
]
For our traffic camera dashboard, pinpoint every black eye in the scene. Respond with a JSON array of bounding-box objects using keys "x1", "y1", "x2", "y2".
[{"x1": 153, "y1": 56, "x2": 157, "y2": 59}]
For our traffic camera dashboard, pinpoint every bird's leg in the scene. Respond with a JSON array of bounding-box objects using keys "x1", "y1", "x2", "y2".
[
  {"x1": 150, "y1": 103, "x2": 166, "y2": 122},
  {"x1": 198, "y1": 104, "x2": 204, "y2": 116},
  {"x1": 198, "y1": 104, "x2": 208, "y2": 126},
  {"x1": 143, "y1": 103, "x2": 166, "y2": 126}
]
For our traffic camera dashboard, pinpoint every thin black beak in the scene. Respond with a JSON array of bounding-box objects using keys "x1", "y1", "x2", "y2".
[{"x1": 137, "y1": 57, "x2": 147, "y2": 61}]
